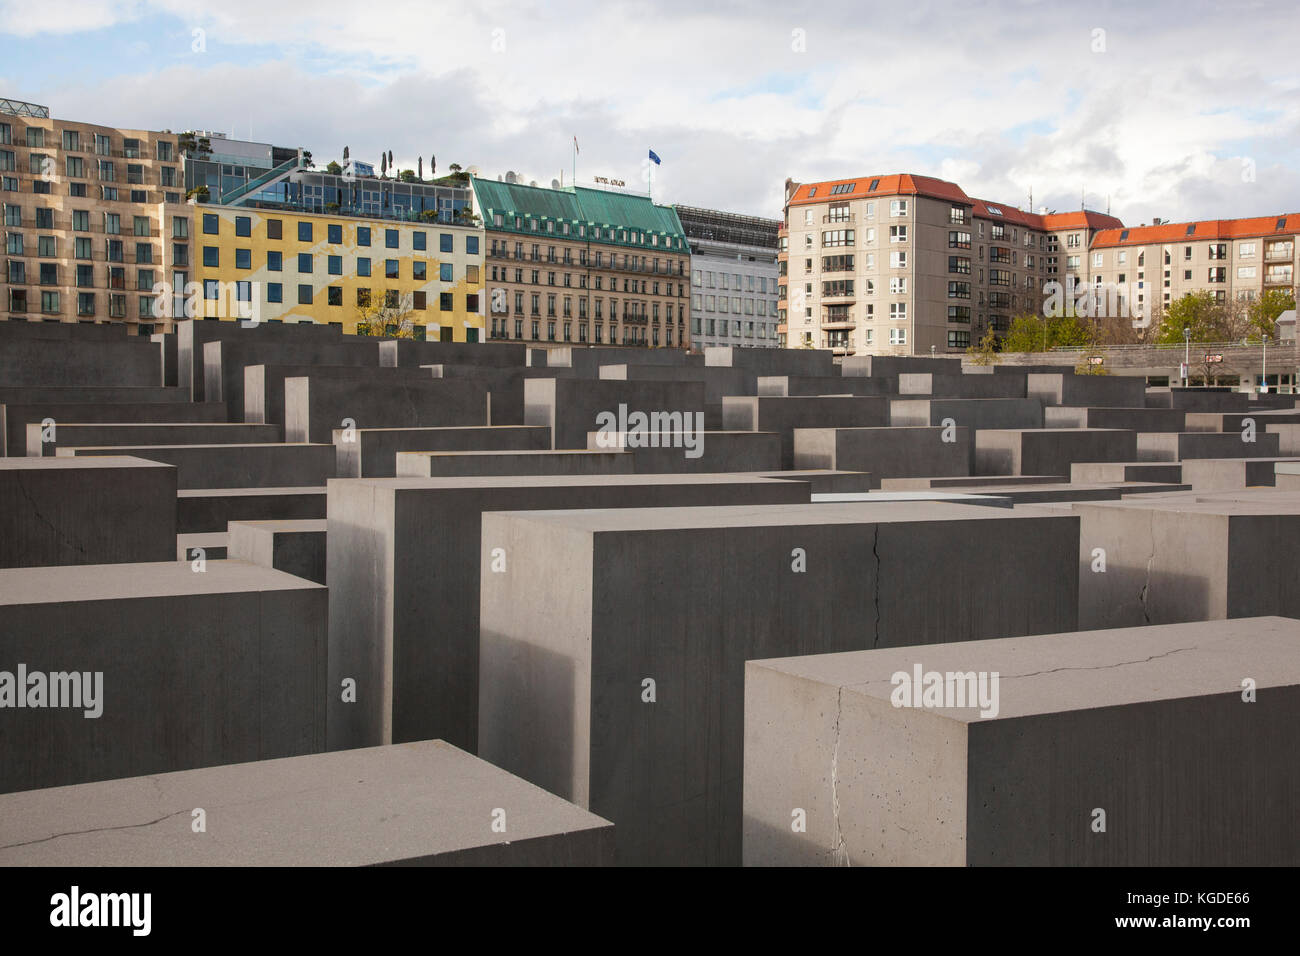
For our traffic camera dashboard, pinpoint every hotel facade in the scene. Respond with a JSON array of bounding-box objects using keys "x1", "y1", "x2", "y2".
[
  {"x1": 676, "y1": 204, "x2": 781, "y2": 350},
  {"x1": 473, "y1": 178, "x2": 690, "y2": 349}
]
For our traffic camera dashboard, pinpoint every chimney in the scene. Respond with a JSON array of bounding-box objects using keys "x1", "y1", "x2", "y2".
[{"x1": 784, "y1": 178, "x2": 796, "y2": 202}]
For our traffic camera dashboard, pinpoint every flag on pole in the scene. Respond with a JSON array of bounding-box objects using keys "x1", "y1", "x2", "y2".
[
  {"x1": 648, "y1": 149, "x2": 661, "y2": 165},
  {"x1": 574, "y1": 136, "x2": 579, "y2": 155}
]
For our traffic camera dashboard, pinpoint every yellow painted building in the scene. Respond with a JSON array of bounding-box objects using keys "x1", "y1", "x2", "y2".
[{"x1": 189, "y1": 206, "x2": 484, "y2": 339}]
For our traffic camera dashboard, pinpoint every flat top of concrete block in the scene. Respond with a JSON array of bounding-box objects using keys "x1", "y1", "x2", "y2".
[
  {"x1": 810, "y1": 492, "x2": 1012, "y2": 507},
  {"x1": 398, "y1": 449, "x2": 627, "y2": 458},
  {"x1": 0, "y1": 740, "x2": 611, "y2": 866},
  {"x1": 176, "y1": 532, "x2": 229, "y2": 548},
  {"x1": 335, "y1": 425, "x2": 545, "y2": 435},
  {"x1": 0, "y1": 455, "x2": 174, "y2": 472},
  {"x1": 977, "y1": 428, "x2": 1135, "y2": 436},
  {"x1": 226, "y1": 519, "x2": 328, "y2": 533},
  {"x1": 178, "y1": 486, "x2": 326, "y2": 498},
  {"x1": 42, "y1": 422, "x2": 271, "y2": 429},
  {"x1": 742, "y1": 470, "x2": 869, "y2": 479},
  {"x1": 482, "y1": 500, "x2": 1073, "y2": 533},
  {"x1": 587, "y1": 430, "x2": 775, "y2": 437},
  {"x1": 1071, "y1": 497, "x2": 1300, "y2": 517},
  {"x1": 60, "y1": 443, "x2": 331, "y2": 451},
  {"x1": 0, "y1": 559, "x2": 323, "y2": 606},
  {"x1": 333, "y1": 473, "x2": 799, "y2": 492},
  {"x1": 748, "y1": 616, "x2": 1300, "y2": 722}
]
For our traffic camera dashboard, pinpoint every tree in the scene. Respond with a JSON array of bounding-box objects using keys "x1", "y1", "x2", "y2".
[
  {"x1": 177, "y1": 132, "x2": 212, "y2": 160},
  {"x1": 965, "y1": 326, "x2": 1000, "y2": 365},
  {"x1": 355, "y1": 287, "x2": 417, "y2": 338},
  {"x1": 1000, "y1": 313, "x2": 1049, "y2": 353},
  {"x1": 1244, "y1": 289, "x2": 1296, "y2": 342},
  {"x1": 449, "y1": 163, "x2": 463, "y2": 175},
  {"x1": 430, "y1": 155, "x2": 436, "y2": 177},
  {"x1": 380, "y1": 154, "x2": 387, "y2": 178},
  {"x1": 325, "y1": 160, "x2": 342, "y2": 175},
  {"x1": 418, "y1": 157, "x2": 423, "y2": 180},
  {"x1": 185, "y1": 184, "x2": 210, "y2": 202},
  {"x1": 399, "y1": 169, "x2": 416, "y2": 183},
  {"x1": 301, "y1": 150, "x2": 314, "y2": 169},
  {"x1": 1154, "y1": 291, "x2": 1232, "y2": 345}
]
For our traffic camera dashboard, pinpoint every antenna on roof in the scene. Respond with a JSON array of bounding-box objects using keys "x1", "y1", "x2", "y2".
[{"x1": 1107, "y1": 195, "x2": 1111, "y2": 215}]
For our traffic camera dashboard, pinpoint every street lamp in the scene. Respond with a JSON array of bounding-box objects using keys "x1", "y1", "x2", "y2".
[
  {"x1": 1183, "y1": 326, "x2": 1191, "y2": 386},
  {"x1": 1262, "y1": 333, "x2": 1269, "y2": 393}
]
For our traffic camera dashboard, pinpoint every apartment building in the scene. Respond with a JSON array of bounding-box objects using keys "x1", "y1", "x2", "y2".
[
  {"x1": 779, "y1": 174, "x2": 1121, "y2": 355},
  {"x1": 190, "y1": 206, "x2": 483, "y2": 338},
  {"x1": 1089, "y1": 215, "x2": 1298, "y2": 317},
  {"x1": 676, "y1": 204, "x2": 780, "y2": 350},
  {"x1": 472, "y1": 178, "x2": 690, "y2": 349},
  {"x1": 1, "y1": 99, "x2": 191, "y2": 333}
]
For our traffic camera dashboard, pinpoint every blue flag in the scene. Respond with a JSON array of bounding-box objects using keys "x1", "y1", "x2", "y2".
[{"x1": 648, "y1": 149, "x2": 661, "y2": 165}]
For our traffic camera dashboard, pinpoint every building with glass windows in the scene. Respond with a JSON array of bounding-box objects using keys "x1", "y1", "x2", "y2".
[
  {"x1": 473, "y1": 178, "x2": 690, "y2": 349},
  {"x1": 1, "y1": 99, "x2": 191, "y2": 333},
  {"x1": 676, "y1": 204, "x2": 780, "y2": 351},
  {"x1": 190, "y1": 205, "x2": 483, "y2": 339}
]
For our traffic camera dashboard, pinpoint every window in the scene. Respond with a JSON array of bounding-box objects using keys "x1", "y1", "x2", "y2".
[
  {"x1": 386, "y1": 259, "x2": 399, "y2": 279},
  {"x1": 202, "y1": 213, "x2": 219, "y2": 235},
  {"x1": 440, "y1": 233, "x2": 454, "y2": 253},
  {"x1": 298, "y1": 284, "x2": 313, "y2": 304},
  {"x1": 889, "y1": 302, "x2": 906, "y2": 320},
  {"x1": 41, "y1": 290, "x2": 60, "y2": 313},
  {"x1": 267, "y1": 250, "x2": 282, "y2": 271},
  {"x1": 133, "y1": 216, "x2": 150, "y2": 237},
  {"x1": 890, "y1": 277, "x2": 907, "y2": 294},
  {"x1": 889, "y1": 251, "x2": 906, "y2": 268},
  {"x1": 413, "y1": 291, "x2": 426, "y2": 310},
  {"x1": 235, "y1": 249, "x2": 252, "y2": 270},
  {"x1": 440, "y1": 262, "x2": 453, "y2": 282},
  {"x1": 948, "y1": 281, "x2": 971, "y2": 299},
  {"x1": 385, "y1": 229, "x2": 398, "y2": 249},
  {"x1": 889, "y1": 327, "x2": 907, "y2": 345},
  {"x1": 203, "y1": 246, "x2": 219, "y2": 267},
  {"x1": 296, "y1": 221, "x2": 312, "y2": 242},
  {"x1": 440, "y1": 292, "x2": 453, "y2": 311},
  {"x1": 327, "y1": 286, "x2": 343, "y2": 306},
  {"x1": 294, "y1": 253, "x2": 312, "y2": 273},
  {"x1": 466, "y1": 235, "x2": 478, "y2": 255},
  {"x1": 413, "y1": 261, "x2": 426, "y2": 280},
  {"x1": 949, "y1": 256, "x2": 971, "y2": 274},
  {"x1": 1239, "y1": 242, "x2": 1256, "y2": 258},
  {"x1": 233, "y1": 215, "x2": 251, "y2": 238},
  {"x1": 949, "y1": 231, "x2": 971, "y2": 249},
  {"x1": 948, "y1": 330, "x2": 970, "y2": 348},
  {"x1": 328, "y1": 255, "x2": 342, "y2": 275},
  {"x1": 357, "y1": 257, "x2": 371, "y2": 277},
  {"x1": 38, "y1": 235, "x2": 56, "y2": 257},
  {"x1": 890, "y1": 199, "x2": 908, "y2": 216},
  {"x1": 355, "y1": 226, "x2": 371, "y2": 246},
  {"x1": 890, "y1": 225, "x2": 907, "y2": 242},
  {"x1": 947, "y1": 306, "x2": 971, "y2": 323},
  {"x1": 413, "y1": 231, "x2": 426, "y2": 251},
  {"x1": 821, "y1": 229, "x2": 854, "y2": 247},
  {"x1": 267, "y1": 218, "x2": 282, "y2": 240},
  {"x1": 267, "y1": 282, "x2": 282, "y2": 303},
  {"x1": 104, "y1": 213, "x2": 120, "y2": 235}
]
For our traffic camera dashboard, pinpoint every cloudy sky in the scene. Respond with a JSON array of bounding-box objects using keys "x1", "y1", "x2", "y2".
[{"x1": 2, "y1": 0, "x2": 1297, "y2": 225}]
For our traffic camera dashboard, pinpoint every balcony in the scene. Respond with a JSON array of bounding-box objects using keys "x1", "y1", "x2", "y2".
[
  {"x1": 1264, "y1": 269, "x2": 1294, "y2": 286},
  {"x1": 823, "y1": 214, "x2": 855, "y2": 224},
  {"x1": 1265, "y1": 246, "x2": 1295, "y2": 262}
]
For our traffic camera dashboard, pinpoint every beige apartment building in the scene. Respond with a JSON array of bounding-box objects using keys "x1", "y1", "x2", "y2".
[
  {"x1": 778, "y1": 174, "x2": 1122, "y2": 355},
  {"x1": 1088, "y1": 215, "x2": 1298, "y2": 319},
  {"x1": 1, "y1": 99, "x2": 192, "y2": 333},
  {"x1": 473, "y1": 178, "x2": 691, "y2": 349}
]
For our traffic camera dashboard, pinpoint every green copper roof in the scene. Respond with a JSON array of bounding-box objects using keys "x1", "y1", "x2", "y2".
[{"x1": 471, "y1": 177, "x2": 687, "y2": 250}]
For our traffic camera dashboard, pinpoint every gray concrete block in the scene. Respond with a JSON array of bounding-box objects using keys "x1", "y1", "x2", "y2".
[
  {"x1": 176, "y1": 532, "x2": 227, "y2": 562},
  {"x1": 757, "y1": 375, "x2": 896, "y2": 397},
  {"x1": 326, "y1": 474, "x2": 811, "y2": 754},
  {"x1": 897, "y1": 373, "x2": 1027, "y2": 398},
  {"x1": 228, "y1": 519, "x2": 327, "y2": 584},
  {"x1": 880, "y1": 475, "x2": 1068, "y2": 490},
  {"x1": 152, "y1": 331, "x2": 178, "y2": 387},
  {"x1": 0, "y1": 457, "x2": 176, "y2": 569},
  {"x1": 0, "y1": 386, "x2": 188, "y2": 406},
  {"x1": 1172, "y1": 457, "x2": 1300, "y2": 491},
  {"x1": 335, "y1": 425, "x2": 551, "y2": 478},
  {"x1": 379, "y1": 338, "x2": 528, "y2": 369},
  {"x1": 2, "y1": 402, "x2": 227, "y2": 458},
  {"x1": 599, "y1": 363, "x2": 752, "y2": 407},
  {"x1": 586, "y1": 430, "x2": 783, "y2": 474},
  {"x1": 1044, "y1": 406, "x2": 1187, "y2": 432},
  {"x1": 742, "y1": 470, "x2": 876, "y2": 493},
  {"x1": 841, "y1": 355, "x2": 961, "y2": 377},
  {"x1": 744, "y1": 617, "x2": 1300, "y2": 865},
  {"x1": 1075, "y1": 496, "x2": 1300, "y2": 628},
  {"x1": 29, "y1": 422, "x2": 281, "y2": 457},
  {"x1": 478, "y1": 501, "x2": 1079, "y2": 866},
  {"x1": 706, "y1": 346, "x2": 833, "y2": 377},
  {"x1": 975, "y1": 428, "x2": 1138, "y2": 476},
  {"x1": 396, "y1": 449, "x2": 634, "y2": 478},
  {"x1": 891, "y1": 398, "x2": 1043, "y2": 430},
  {"x1": 1184, "y1": 410, "x2": 1300, "y2": 432},
  {"x1": 794, "y1": 426, "x2": 972, "y2": 479},
  {"x1": 723, "y1": 396, "x2": 890, "y2": 468},
  {"x1": 177, "y1": 486, "x2": 326, "y2": 533},
  {"x1": 0, "y1": 340, "x2": 160, "y2": 387},
  {"x1": 245, "y1": 364, "x2": 436, "y2": 427},
  {"x1": 204, "y1": 339, "x2": 382, "y2": 419},
  {"x1": 423, "y1": 365, "x2": 525, "y2": 426},
  {"x1": 1136, "y1": 431, "x2": 1279, "y2": 462},
  {"x1": 60, "y1": 443, "x2": 335, "y2": 489},
  {"x1": 0, "y1": 560, "x2": 325, "y2": 794},
  {"x1": 0, "y1": 740, "x2": 613, "y2": 866},
  {"x1": 1071, "y1": 461, "x2": 1184, "y2": 484},
  {"x1": 525, "y1": 378, "x2": 706, "y2": 450},
  {"x1": 176, "y1": 318, "x2": 343, "y2": 400},
  {"x1": 1028, "y1": 373, "x2": 1146, "y2": 408},
  {"x1": 547, "y1": 345, "x2": 702, "y2": 372},
  {"x1": 286, "y1": 375, "x2": 487, "y2": 444}
]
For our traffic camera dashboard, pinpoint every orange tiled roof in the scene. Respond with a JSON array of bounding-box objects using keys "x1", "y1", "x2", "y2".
[
  {"x1": 1093, "y1": 214, "x2": 1300, "y2": 248},
  {"x1": 788, "y1": 174, "x2": 1123, "y2": 233}
]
